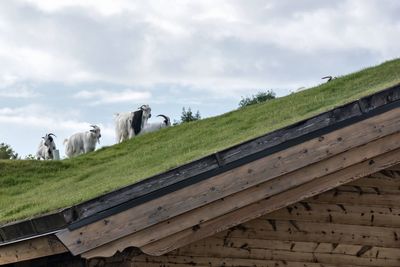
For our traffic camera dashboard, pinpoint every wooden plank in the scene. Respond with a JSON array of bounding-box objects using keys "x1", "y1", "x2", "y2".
[
  {"x1": 140, "y1": 148, "x2": 400, "y2": 256},
  {"x1": 346, "y1": 175, "x2": 400, "y2": 194},
  {"x1": 263, "y1": 201, "x2": 400, "y2": 227},
  {"x1": 80, "y1": 131, "x2": 400, "y2": 259},
  {"x1": 385, "y1": 164, "x2": 400, "y2": 172},
  {"x1": 177, "y1": 237, "x2": 400, "y2": 260},
  {"x1": 0, "y1": 235, "x2": 67, "y2": 265},
  {"x1": 308, "y1": 191, "x2": 400, "y2": 207},
  {"x1": 163, "y1": 245, "x2": 400, "y2": 266},
  {"x1": 218, "y1": 219, "x2": 400, "y2": 248},
  {"x1": 336, "y1": 184, "x2": 400, "y2": 195},
  {"x1": 132, "y1": 255, "x2": 347, "y2": 267},
  {"x1": 59, "y1": 107, "x2": 400, "y2": 255}
]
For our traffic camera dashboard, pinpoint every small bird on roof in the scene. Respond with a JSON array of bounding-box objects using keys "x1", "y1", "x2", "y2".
[{"x1": 322, "y1": 76, "x2": 337, "y2": 82}]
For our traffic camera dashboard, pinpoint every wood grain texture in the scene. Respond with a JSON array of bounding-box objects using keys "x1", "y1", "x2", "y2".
[
  {"x1": 0, "y1": 235, "x2": 67, "y2": 265},
  {"x1": 131, "y1": 255, "x2": 360, "y2": 267},
  {"x1": 174, "y1": 238, "x2": 400, "y2": 260},
  {"x1": 264, "y1": 201, "x2": 400, "y2": 227},
  {"x1": 308, "y1": 191, "x2": 400, "y2": 207},
  {"x1": 81, "y1": 131, "x2": 400, "y2": 259},
  {"x1": 88, "y1": 165, "x2": 400, "y2": 266},
  {"x1": 221, "y1": 219, "x2": 400, "y2": 248},
  {"x1": 140, "y1": 148, "x2": 400, "y2": 256},
  {"x1": 61, "y1": 108, "x2": 400, "y2": 256}
]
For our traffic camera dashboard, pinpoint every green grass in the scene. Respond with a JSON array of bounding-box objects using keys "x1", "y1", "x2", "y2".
[{"x1": 1, "y1": 59, "x2": 400, "y2": 224}]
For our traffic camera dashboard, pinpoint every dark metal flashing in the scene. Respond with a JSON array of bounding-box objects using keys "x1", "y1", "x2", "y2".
[{"x1": 1, "y1": 84, "x2": 400, "y2": 245}]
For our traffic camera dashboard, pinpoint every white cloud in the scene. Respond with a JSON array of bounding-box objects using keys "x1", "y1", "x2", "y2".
[
  {"x1": 73, "y1": 89, "x2": 151, "y2": 105},
  {"x1": 0, "y1": 88, "x2": 39, "y2": 98},
  {"x1": 0, "y1": 105, "x2": 89, "y2": 131},
  {"x1": 0, "y1": 0, "x2": 398, "y2": 91},
  {"x1": 21, "y1": 0, "x2": 137, "y2": 16},
  {"x1": 0, "y1": 105, "x2": 115, "y2": 157},
  {"x1": 0, "y1": 75, "x2": 39, "y2": 98}
]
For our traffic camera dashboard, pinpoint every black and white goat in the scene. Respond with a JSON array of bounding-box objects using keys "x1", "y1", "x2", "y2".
[
  {"x1": 114, "y1": 104, "x2": 152, "y2": 143},
  {"x1": 141, "y1": 114, "x2": 171, "y2": 134},
  {"x1": 64, "y1": 125, "x2": 101, "y2": 158},
  {"x1": 36, "y1": 133, "x2": 57, "y2": 160}
]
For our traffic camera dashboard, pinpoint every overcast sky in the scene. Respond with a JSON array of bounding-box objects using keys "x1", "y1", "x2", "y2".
[{"x1": 1, "y1": 0, "x2": 400, "y2": 158}]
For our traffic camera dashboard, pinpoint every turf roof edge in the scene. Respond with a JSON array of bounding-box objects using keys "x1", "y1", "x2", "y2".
[{"x1": 1, "y1": 83, "x2": 400, "y2": 245}]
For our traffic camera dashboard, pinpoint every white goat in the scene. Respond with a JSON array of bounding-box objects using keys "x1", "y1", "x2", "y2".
[
  {"x1": 64, "y1": 125, "x2": 101, "y2": 158},
  {"x1": 141, "y1": 114, "x2": 171, "y2": 134},
  {"x1": 114, "y1": 104, "x2": 152, "y2": 143},
  {"x1": 36, "y1": 133, "x2": 57, "y2": 160}
]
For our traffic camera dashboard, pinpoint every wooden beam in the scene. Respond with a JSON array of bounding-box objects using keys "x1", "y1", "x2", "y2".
[
  {"x1": 64, "y1": 107, "x2": 400, "y2": 256},
  {"x1": 0, "y1": 235, "x2": 67, "y2": 265},
  {"x1": 264, "y1": 201, "x2": 400, "y2": 227},
  {"x1": 81, "y1": 132, "x2": 400, "y2": 259},
  {"x1": 348, "y1": 173, "x2": 400, "y2": 188},
  {"x1": 336, "y1": 184, "x2": 400, "y2": 195},
  {"x1": 140, "y1": 147, "x2": 400, "y2": 256},
  {"x1": 309, "y1": 191, "x2": 400, "y2": 207},
  {"x1": 164, "y1": 246, "x2": 400, "y2": 266},
  {"x1": 132, "y1": 255, "x2": 351, "y2": 267},
  {"x1": 223, "y1": 219, "x2": 400, "y2": 248},
  {"x1": 177, "y1": 237, "x2": 400, "y2": 260}
]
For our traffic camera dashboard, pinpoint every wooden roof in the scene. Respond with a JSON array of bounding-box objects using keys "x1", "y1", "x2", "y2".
[{"x1": 2, "y1": 84, "x2": 400, "y2": 264}]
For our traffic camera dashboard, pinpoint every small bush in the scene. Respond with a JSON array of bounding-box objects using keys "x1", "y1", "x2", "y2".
[
  {"x1": 0, "y1": 143, "x2": 18, "y2": 160},
  {"x1": 180, "y1": 107, "x2": 201, "y2": 123},
  {"x1": 239, "y1": 90, "x2": 276, "y2": 108}
]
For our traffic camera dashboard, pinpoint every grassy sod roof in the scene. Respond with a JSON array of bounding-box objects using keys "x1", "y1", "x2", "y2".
[{"x1": 1, "y1": 59, "x2": 400, "y2": 224}]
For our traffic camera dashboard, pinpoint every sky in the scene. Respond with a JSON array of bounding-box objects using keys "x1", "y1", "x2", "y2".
[{"x1": 0, "y1": 0, "x2": 400, "y2": 158}]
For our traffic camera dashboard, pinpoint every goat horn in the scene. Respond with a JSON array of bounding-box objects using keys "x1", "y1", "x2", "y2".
[
  {"x1": 90, "y1": 125, "x2": 97, "y2": 128},
  {"x1": 140, "y1": 104, "x2": 147, "y2": 109},
  {"x1": 48, "y1": 133, "x2": 57, "y2": 137},
  {"x1": 321, "y1": 76, "x2": 332, "y2": 79},
  {"x1": 157, "y1": 114, "x2": 168, "y2": 120}
]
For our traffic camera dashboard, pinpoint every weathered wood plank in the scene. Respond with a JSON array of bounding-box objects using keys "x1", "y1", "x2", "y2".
[
  {"x1": 309, "y1": 191, "x2": 400, "y2": 207},
  {"x1": 336, "y1": 185, "x2": 400, "y2": 195},
  {"x1": 132, "y1": 255, "x2": 347, "y2": 267},
  {"x1": 385, "y1": 164, "x2": 400, "y2": 172},
  {"x1": 163, "y1": 245, "x2": 400, "y2": 266},
  {"x1": 140, "y1": 148, "x2": 400, "y2": 256},
  {"x1": 349, "y1": 173, "x2": 400, "y2": 188},
  {"x1": 0, "y1": 236, "x2": 67, "y2": 265},
  {"x1": 177, "y1": 237, "x2": 400, "y2": 260},
  {"x1": 218, "y1": 219, "x2": 400, "y2": 248},
  {"x1": 80, "y1": 131, "x2": 400, "y2": 259},
  {"x1": 63, "y1": 108, "x2": 400, "y2": 255},
  {"x1": 263, "y1": 202, "x2": 400, "y2": 227}
]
